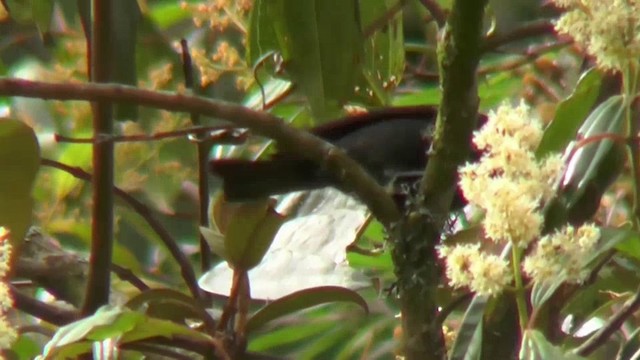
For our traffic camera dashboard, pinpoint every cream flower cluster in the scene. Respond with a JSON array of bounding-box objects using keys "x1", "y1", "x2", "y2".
[
  {"x1": 553, "y1": 0, "x2": 640, "y2": 71},
  {"x1": 438, "y1": 244, "x2": 512, "y2": 297},
  {"x1": 523, "y1": 224, "x2": 600, "y2": 284},
  {"x1": 459, "y1": 101, "x2": 563, "y2": 247},
  {"x1": 440, "y1": 102, "x2": 600, "y2": 296}
]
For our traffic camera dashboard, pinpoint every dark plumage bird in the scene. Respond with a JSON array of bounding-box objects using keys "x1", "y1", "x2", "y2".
[{"x1": 210, "y1": 106, "x2": 481, "y2": 206}]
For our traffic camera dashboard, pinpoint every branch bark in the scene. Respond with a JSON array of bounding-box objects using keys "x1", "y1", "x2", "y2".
[
  {"x1": 392, "y1": 0, "x2": 488, "y2": 358},
  {"x1": 83, "y1": 0, "x2": 115, "y2": 315},
  {"x1": 0, "y1": 78, "x2": 400, "y2": 226}
]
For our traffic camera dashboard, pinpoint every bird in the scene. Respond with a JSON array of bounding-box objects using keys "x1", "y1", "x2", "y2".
[{"x1": 210, "y1": 106, "x2": 482, "y2": 207}]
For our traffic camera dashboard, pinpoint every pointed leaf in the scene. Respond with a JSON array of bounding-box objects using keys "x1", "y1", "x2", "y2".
[
  {"x1": 357, "y1": 0, "x2": 405, "y2": 105},
  {"x1": 200, "y1": 226, "x2": 227, "y2": 260},
  {"x1": 449, "y1": 295, "x2": 487, "y2": 360},
  {"x1": 537, "y1": 69, "x2": 602, "y2": 158},
  {"x1": 276, "y1": 0, "x2": 364, "y2": 119},
  {"x1": 520, "y1": 330, "x2": 585, "y2": 360},
  {"x1": 246, "y1": 286, "x2": 368, "y2": 333},
  {"x1": 126, "y1": 288, "x2": 215, "y2": 328}
]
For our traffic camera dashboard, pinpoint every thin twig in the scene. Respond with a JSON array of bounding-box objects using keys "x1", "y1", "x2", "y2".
[
  {"x1": 54, "y1": 126, "x2": 247, "y2": 144},
  {"x1": 11, "y1": 285, "x2": 78, "y2": 325},
  {"x1": 410, "y1": 40, "x2": 571, "y2": 84},
  {"x1": 18, "y1": 325, "x2": 55, "y2": 337},
  {"x1": 41, "y1": 158, "x2": 204, "y2": 300},
  {"x1": 110, "y1": 264, "x2": 150, "y2": 292},
  {"x1": 478, "y1": 40, "x2": 571, "y2": 75},
  {"x1": 180, "y1": 38, "x2": 213, "y2": 274},
  {"x1": 483, "y1": 20, "x2": 556, "y2": 52}
]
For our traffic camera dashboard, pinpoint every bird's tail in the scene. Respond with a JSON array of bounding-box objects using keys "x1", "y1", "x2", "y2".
[{"x1": 210, "y1": 159, "x2": 324, "y2": 201}]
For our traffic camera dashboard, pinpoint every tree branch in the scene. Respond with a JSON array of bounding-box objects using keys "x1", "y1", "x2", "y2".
[
  {"x1": 0, "y1": 78, "x2": 400, "y2": 226},
  {"x1": 83, "y1": 0, "x2": 115, "y2": 315},
  {"x1": 392, "y1": 0, "x2": 488, "y2": 358}
]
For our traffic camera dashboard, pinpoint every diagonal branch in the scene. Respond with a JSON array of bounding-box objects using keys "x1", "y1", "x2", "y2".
[{"x1": 0, "y1": 78, "x2": 400, "y2": 226}]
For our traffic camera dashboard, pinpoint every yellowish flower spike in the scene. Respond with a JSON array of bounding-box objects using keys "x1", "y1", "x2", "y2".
[
  {"x1": 552, "y1": 0, "x2": 640, "y2": 71},
  {"x1": 438, "y1": 244, "x2": 512, "y2": 296},
  {"x1": 0, "y1": 227, "x2": 16, "y2": 348},
  {"x1": 459, "y1": 101, "x2": 564, "y2": 247},
  {"x1": 523, "y1": 224, "x2": 600, "y2": 285}
]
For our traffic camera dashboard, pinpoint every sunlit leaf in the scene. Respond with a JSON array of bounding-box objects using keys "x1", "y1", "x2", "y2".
[{"x1": 0, "y1": 119, "x2": 39, "y2": 246}]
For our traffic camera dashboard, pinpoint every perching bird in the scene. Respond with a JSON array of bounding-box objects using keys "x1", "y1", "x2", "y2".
[{"x1": 210, "y1": 106, "x2": 482, "y2": 205}]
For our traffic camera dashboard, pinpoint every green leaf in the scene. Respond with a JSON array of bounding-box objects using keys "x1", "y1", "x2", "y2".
[
  {"x1": 223, "y1": 199, "x2": 285, "y2": 270},
  {"x1": 200, "y1": 226, "x2": 227, "y2": 260},
  {"x1": 148, "y1": 1, "x2": 191, "y2": 29},
  {"x1": 246, "y1": 286, "x2": 369, "y2": 333},
  {"x1": 449, "y1": 295, "x2": 487, "y2": 360},
  {"x1": 243, "y1": 76, "x2": 293, "y2": 111},
  {"x1": 31, "y1": 0, "x2": 53, "y2": 35},
  {"x1": 276, "y1": 0, "x2": 364, "y2": 119},
  {"x1": 3, "y1": 0, "x2": 32, "y2": 23},
  {"x1": 53, "y1": 142, "x2": 91, "y2": 199},
  {"x1": 347, "y1": 250, "x2": 393, "y2": 273},
  {"x1": 126, "y1": 288, "x2": 214, "y2": 327},
  {"x1": 478, "y1": 72, "x2": 522, "y2": 111},
  {"x1": 520, "y1": 330, "x2": 585, "y2": 360},
  {"x1": 86, "y1": 311, "x2": 142, "y2": 341},
  {"x1": 10, "y1": 335, "x2": 41, "y2": 360},
  {"x1": 247, "y1": 0, "x2": 283, "y2": 67},
  {"x1": 41, "y1": 306, "x2": 125, "y2": 356},
  {"x1": 248, "y1": 321, "x2": 336, "y2": 352},
  {"x1": 41, "y1": 305, "x2": 212, "y2": 358},
  {"x1": 356, "y1": 0, "x2": 405, "y2": 105},
  {"x1": 545, "y1": 95, "x2": 627, "y2": 230},
  {"x1": 615, "y1": 229, "x2": 640, "y2": 261},
  {"x1": 537, "y1": 69, "x2": 602, "y2": 158},
  {"x1": 0, "y1": 119, "x2": 40, "y2": 246},
  {"x1": 617, "y1": 327, "x2": 640, "y2": 360}
]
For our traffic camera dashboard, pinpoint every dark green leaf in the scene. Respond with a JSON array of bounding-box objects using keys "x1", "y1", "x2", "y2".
[
  {"x1": 126, "y1": 288, "x2": 214, "y2": 327},
  {"x1": 356, "y1": 0, "x2": 405, "y2": 105},
  {"x1": 276, "y1": 0, "x2": 364, "y2": 119},
  {"x1": 537, "y1": 69, "x2": 602, "y2": 158},
  {"x1": 520, "y1": 330, "x2": 585, "y2": 360},
  {"x1": 31, "y1": 0, "x2": 54, "y2": 35},
  {"x1": 449, "y1": 295, "x2": 487, "y2": 360},
  {"x1": 246, "y1": 286, "x2": 369, "y2": 333},
  {"x1": 617, "y1": 326, "x2": 640, "y2": 360}
]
